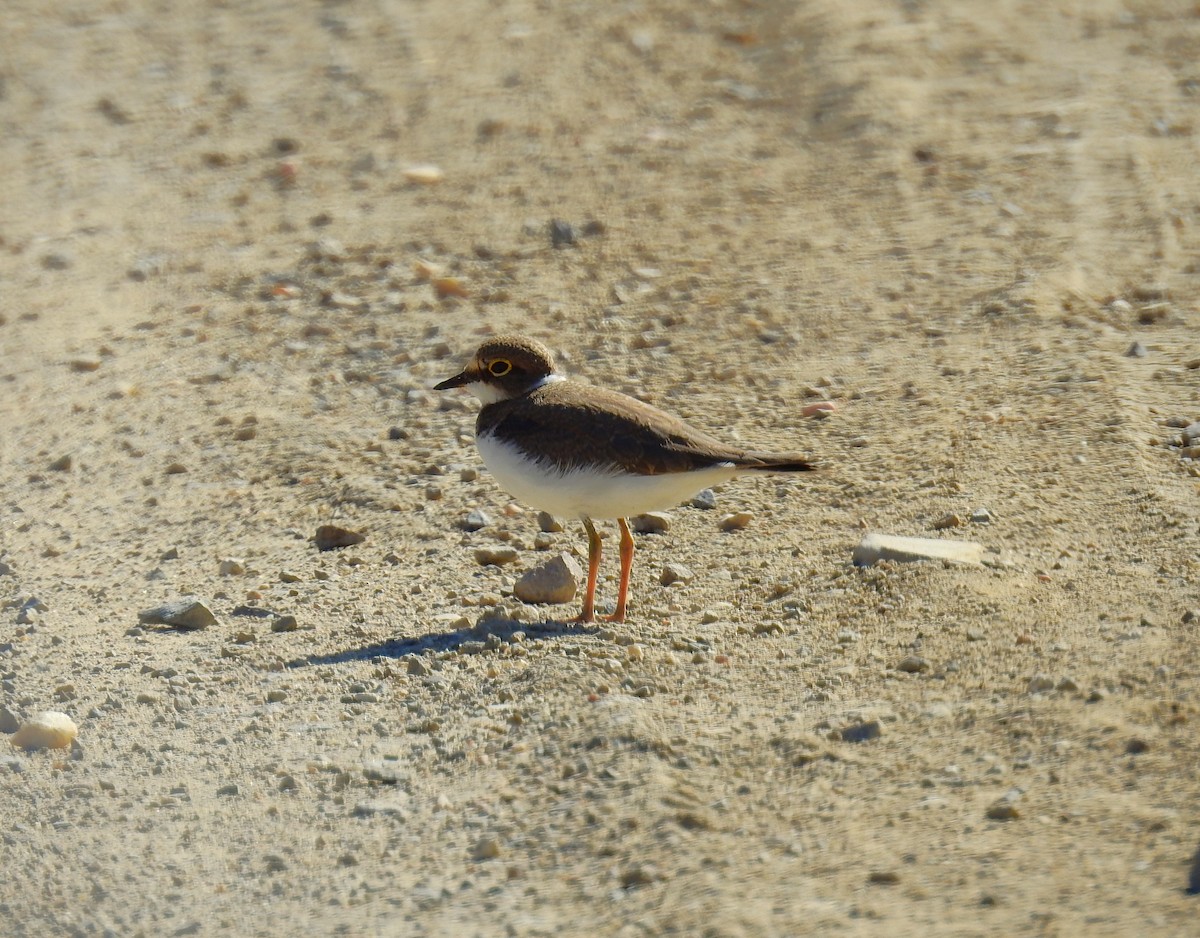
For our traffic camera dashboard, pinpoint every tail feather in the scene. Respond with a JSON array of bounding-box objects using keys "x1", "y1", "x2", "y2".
[{"x1": 741, "y1": 453, "x2": 817, "y2": 472}]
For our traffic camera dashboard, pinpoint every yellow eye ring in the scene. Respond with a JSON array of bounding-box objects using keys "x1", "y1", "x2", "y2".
[{"x1": 488, "y1": 359, "x2": 512, "y2": 377}]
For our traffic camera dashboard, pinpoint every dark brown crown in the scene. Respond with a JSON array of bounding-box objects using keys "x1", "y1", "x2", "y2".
[{"x1": 433, "y1": 335, "x2": 556, "y2": 399}]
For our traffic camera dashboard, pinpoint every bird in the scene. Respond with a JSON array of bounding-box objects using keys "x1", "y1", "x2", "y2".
[{"x1": 434, "y1": 335, "x2": 815, "y2": 623}]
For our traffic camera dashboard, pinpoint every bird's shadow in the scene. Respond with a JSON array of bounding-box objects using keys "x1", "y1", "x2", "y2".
[{"x1": 286, "y1": 615, "x2": 596, "y2": 669}]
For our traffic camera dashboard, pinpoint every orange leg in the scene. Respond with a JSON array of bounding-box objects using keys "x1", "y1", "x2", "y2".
[
  {"x1": 573, "y1": 517, "x2": 603, "y2": 624},
  {"x1": 602, "y1": 517, "x2": 635, "y2": 623}
]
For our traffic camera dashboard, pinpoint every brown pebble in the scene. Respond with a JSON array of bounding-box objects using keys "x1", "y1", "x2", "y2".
[{"x1": 314, "y1": 525, "x2": 366, "y2": 551}]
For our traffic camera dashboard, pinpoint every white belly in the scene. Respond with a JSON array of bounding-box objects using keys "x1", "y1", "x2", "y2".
[{"x1": 477, "y1": 433, "x2": 739, "y2": 520}]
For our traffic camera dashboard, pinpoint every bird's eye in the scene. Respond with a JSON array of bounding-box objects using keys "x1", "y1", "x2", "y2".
[{"x1": 488, "y1": 359, "x2": 513, "y2": 377}]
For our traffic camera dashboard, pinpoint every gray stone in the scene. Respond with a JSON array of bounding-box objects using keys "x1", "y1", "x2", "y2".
[
  {"x1": 660, "y1": 563, "x2": 694, "y2": 586},
  {"x1": 537, "y1": 511, "x2": 564, "y2": 533},
  {"x1": 841, "y1": 720, "x2": 882, "y2": 743},
  {"x1": 353, "y1": 798, "x2": 409, "y2": 819},
  {"x1": 514, "y1": 553, "x2": 582, "y2": 604},
  {"x1": 462, "y1": 509, "x2": 491, "y2": 532},
  {"x1": 363, "y1": 760, "x2": 406, "y2": 784},
  {"x1": 690, "y1": 489, "x2": 717, "y2": 510},
  {"x1": 1028, "y1": 674, "x2": 1056, "y2": 693},
  {"x1": 0, "y1": 706, "x2": 21, "y2": 734},
  {"x1": 897, "y1": 655, "x2": 930, "y2": 674},
  {"x1": 406, "y1": 656, "x2": 431, "y2": 676},
  {"x1": 137, "y1": 599, "x2": 217, "y2": 630}
]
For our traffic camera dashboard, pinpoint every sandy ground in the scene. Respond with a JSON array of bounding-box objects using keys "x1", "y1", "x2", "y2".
[{"x1": 2, "y1": 1, "x2": 1200, "y2": 935}]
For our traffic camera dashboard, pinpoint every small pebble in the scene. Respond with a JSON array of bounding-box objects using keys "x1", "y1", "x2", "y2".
[
  {"x1": 218, "y1": 558, "x2": 246, "y2": 576},
  {"x1": 867, "y1": 870, "x2": 900, "y2": 885},
  {"x1": 1124, "y1": 341, "x2": 1148, "y2": 358},
  {"x1": 271, "y1": 615, "x2": 299, "y2": 633},
  {"x1": 513, "y1": 553, "x2": 582, "y2": 604},
  {"x1": 314, "y1": 525, "x2": 366, "y2": 551},
  {"x1": 402, "y1": 164, "x2": 444, "y2": 185},
  {"x1": 474, "y1": 547, "x2": 519, "y2": 566},
  {"x1": 660, "y1": 563, "x2": 694, "y2": 586},
  {"x1": 631, "y1": 512, "x2": 671, "y2": 534},
  {"x1": 137, "y1": 599, "x2": 217, "y2": 630},
  {"x1": 841, "y1": 720, "x2": 882, "y2": 743},
  {"x1": 801, "y1": 402, "x2": 837, "y2": 418},
  {"x1": 854, "y1": 534, "x2": 983, "y2": 566},
  {"x1": 363, "y1": 761, "x2": 405, "y2": 785},
  {"x1": 932, "y1": 513, "x2": 964, "y2": 530},
  {"x1": 432, "y1": 277, "x2": 468, "y2": 300},
  {"x1": 472, "y1": 837, "x2": 502, "y2": 860},
  {"x1": 462, "y1": 509, "x2": 491, "y2": 532},
  {"x1": 1131, "y1": 283, "x2": 1168, "y2": 301},
  {"x1": 1028, "y1": 674, "x2": 1056, "y2": 693},
  {"x1": 897, "y1": 656, "x2": 930, "y2": 673},
  {"x1": 620, "y1": 865, "x2": 660, "y2": 888},
  {"x1": 537, "y1": 511, "x2": 563, "y2": 533},
  {"x1": 985, "y1": 798, "x2": 1020, "y2": 821},
  {"x1": 719, "y1": 511, "x2": 754, "y2": 532},
  {"x1": 690, "y1": 489, "x2": 717, "y2": 510},
  {"x1": 0, "y1": 707, "x2": 20, "y2": 734},
  {"x1": 548, "y1": 219, "x2": 575, "y2": 248},
  {"x1": 10, "y1": 711, "x2": 78, "y2": 750},
  {"x1": 969, "y1": 508, "x2": 993, "y2": 524}
]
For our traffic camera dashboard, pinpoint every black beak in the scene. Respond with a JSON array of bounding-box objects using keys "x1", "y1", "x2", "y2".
[{"x1": 434, "y1": 370, "x2": 471, "y2": 391}]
